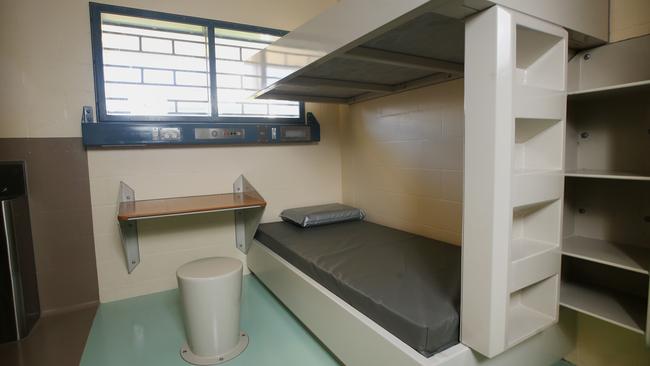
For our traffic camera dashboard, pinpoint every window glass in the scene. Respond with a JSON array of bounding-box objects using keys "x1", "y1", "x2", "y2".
[
  {"x1": 92, "y1": 7, "x2": 304, "y2": 123},
  {"x1": 214, "y1": 27, "x2": 300, "y2": 119},
  {"x1": 100, "y1": 13, "x2": 211, "y2": 117}
]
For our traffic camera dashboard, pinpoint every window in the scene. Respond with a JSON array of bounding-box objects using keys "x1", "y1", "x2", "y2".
[{"x1": 90, "y1": 3, "x2": 304, "y2": 123}]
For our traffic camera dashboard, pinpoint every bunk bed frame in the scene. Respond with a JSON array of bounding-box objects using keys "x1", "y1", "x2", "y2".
[{"x1": 242, "y1": 1, "x2": 615, "y2": 365}]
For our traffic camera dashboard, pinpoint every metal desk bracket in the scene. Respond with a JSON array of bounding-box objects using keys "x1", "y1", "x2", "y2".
[
  {"x1": 233, "y1": 175, "x2": 265, "y2": 254},
  {"x1": 118, "y1": 182, "x2": 140, "y2": 274}
]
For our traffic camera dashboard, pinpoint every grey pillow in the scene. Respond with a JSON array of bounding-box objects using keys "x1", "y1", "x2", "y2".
[{"x1": 280, "y1": 203, "x2": 366, "y2": 227}]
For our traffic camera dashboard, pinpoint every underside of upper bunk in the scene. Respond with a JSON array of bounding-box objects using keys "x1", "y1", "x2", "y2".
[{"x1": 246, "y1": 0, "x2": 609, "y2": 104}]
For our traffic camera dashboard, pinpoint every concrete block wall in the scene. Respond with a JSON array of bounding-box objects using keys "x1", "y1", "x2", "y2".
[{"x1": 340, "y1": 80, "x2": 464, "y2": 245}]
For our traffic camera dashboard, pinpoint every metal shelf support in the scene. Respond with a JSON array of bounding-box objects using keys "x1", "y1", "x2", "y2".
[
  {"x1": 118, "y1": 182, "x2": 139, "y2": 274},
  {"x1": 234, "y1": 175, "x2": 265, "y2": 254}
]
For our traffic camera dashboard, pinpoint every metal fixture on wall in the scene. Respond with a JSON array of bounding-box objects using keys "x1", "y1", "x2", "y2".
[
  {"x1": 0, "y1": 162, "x2": 40, "y2": 343},
  {"x1": 82, "y1": 112, "x2": 320, "y2": 147}
]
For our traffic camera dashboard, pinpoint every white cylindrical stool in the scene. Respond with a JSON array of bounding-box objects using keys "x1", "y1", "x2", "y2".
[{"x1": 177, "y1": 257, "x2": 248, "y2": 365}]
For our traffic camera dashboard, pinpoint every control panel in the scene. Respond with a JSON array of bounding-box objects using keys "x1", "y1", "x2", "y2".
[
  {"x1": 195, "y1": 128, "x2": 245, "y2": 140},
  {"x1": 82, "y1": 112, "x2": 320, "y2": 146}
]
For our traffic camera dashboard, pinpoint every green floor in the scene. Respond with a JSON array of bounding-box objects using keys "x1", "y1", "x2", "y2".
[
  {"x1": 82, "y1": 274, "x2": 572, "y2": 366},
  {"x1": 81, "y1": 275, "x2": 340, "y2": 366}
]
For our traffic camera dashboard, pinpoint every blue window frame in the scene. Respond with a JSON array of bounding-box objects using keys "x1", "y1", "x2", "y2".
[{"x1": 89, "y1": 2, "x2": 305, "y2": 125}]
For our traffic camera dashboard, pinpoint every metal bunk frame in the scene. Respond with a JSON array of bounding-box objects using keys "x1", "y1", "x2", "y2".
[{"x1": 247, "y1": 0, "x2": 607, "y2": 104}]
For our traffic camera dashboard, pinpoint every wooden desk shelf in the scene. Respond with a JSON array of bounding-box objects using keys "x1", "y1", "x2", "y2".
[
  {"x1": 118, "y1": 193, "x2": 266, "y2": 221},
  {"x1": 117, "y1": 175, "x2": 265, "y2": 273}
]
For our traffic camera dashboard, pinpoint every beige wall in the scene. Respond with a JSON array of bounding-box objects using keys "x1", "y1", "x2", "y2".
[
  {"x1": 0, "y1": 0, "x2": 340, "y2": 302},
  {"x1": 340, "y1": 80, "x2": 464, "y2": 245},
  {"x1": 610, "y1": 0, "x2": 650, "y2": 42}
]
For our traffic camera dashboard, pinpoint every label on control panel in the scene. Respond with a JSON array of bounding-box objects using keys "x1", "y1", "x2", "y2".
[
  {"x1": 160, "y1": 128, "x2": 181, "y2": 141},
  {"x1": 195, "y1": 128, "x2": 245, "y2": 139},
  {"x1": 280, "y1": 126, "x2": 310, "y2": 141},
  {"x1": 152, "y1": 127, "x2": 182, "y2": 141}
]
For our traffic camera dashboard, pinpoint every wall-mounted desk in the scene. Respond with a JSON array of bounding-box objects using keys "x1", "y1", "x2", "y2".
[{"x1": 116, "y1": 175, "x2": 265, "y2": 273}]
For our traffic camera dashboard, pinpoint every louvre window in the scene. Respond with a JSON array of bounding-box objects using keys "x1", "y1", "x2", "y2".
[{"x1": 213, "y1": 27, "x2": 299, "y2": 118}]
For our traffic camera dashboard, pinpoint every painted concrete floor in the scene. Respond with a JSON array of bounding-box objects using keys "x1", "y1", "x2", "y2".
[
  {"x1": 81, "y1": 274, "x2": 340, "y2": 366},
  {"x1": 82, "y1": 274, "x2": 572, "y2": 366}
]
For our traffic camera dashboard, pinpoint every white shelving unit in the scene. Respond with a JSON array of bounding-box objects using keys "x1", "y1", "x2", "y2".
[
  {"x1": 561, "y1": 34, "x2": 650, "y2": 346},
  {"x1": 462, "y1": 6, "x2": 567, "y2": 357}
]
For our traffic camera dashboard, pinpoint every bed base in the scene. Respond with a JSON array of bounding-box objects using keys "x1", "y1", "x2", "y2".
[{"x1": 247, "y1": 240, "x2": 575, "y2": 366}]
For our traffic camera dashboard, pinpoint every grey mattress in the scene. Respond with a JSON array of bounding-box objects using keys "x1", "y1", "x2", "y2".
[{"x1": 254, "y1": 220, "x2": 461, "y2": 356}]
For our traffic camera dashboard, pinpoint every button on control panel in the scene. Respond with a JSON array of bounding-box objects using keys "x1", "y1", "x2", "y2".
[{"x1": 195, "y1": 128, "x2": 245, "y2": 140}]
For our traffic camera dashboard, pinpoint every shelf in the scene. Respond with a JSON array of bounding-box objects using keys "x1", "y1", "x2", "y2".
[
  {"x1": 512, "y1": 238, "x2": 557, "y2": 262},
  {"x1": 118, "y1": 193, "x2": 266, "y2": 221},
  {"x1": 563, "y1": 236, "x2": 649, "y2": 275},
  {"x1": 510, "y1": 238, "x2": 560, "y2": 292},
  {"x1": 512, "y1": 170, "x2": 563, "y2": 207},
  {"x1": 513, "y1": 85, "x2": 565, "y2": 120},
  {"x1": 565, "y1": 169, "x2": 650, "y2": 182},
  {"x1": 560, "y1": 280, "x2": 647, "y2": 334},
  {"x1": 515, "y1": 25, "x2": 564, "y2": 91},
  {"x1": 510, "y1": 200, "x2": 562, "y2": 292},
  {"x1": 507, "y1": 303, "x2": 555, "y2": 347},
  {"x1": 508, "y1": 275, "x2": 559, "y2": 347},
  {"x1": 513, "y1": 116, "x2": 563, "y2": 172},
  {"x1": 568, "y1": 80, "x2": 650, "y2": 98},
  {"x1": 512, "y1": 200, "x2": 562, "y2": 246}
]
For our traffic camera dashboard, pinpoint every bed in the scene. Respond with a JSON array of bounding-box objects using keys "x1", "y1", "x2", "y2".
[
  {"x1": 254, "y1": 220, "x2": 461, "y2": 356},
  {"x1": 247, "y1": 219, "x2": 575, "y2": 366}
]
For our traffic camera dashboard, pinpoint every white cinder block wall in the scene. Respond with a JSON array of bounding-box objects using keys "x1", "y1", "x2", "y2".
[{"x1": 340, "y1": 80, "x2": 464, "y2": 245}]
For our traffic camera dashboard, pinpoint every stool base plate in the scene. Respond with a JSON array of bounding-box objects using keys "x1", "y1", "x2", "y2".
[{"x1": 180, "y1": 332, "x2": 249, "y2": 365}]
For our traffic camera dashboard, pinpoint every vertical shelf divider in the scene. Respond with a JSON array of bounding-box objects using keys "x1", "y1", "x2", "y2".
[{"x1": 462, "y1": 5, "x2": 567, "y2": 357}]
